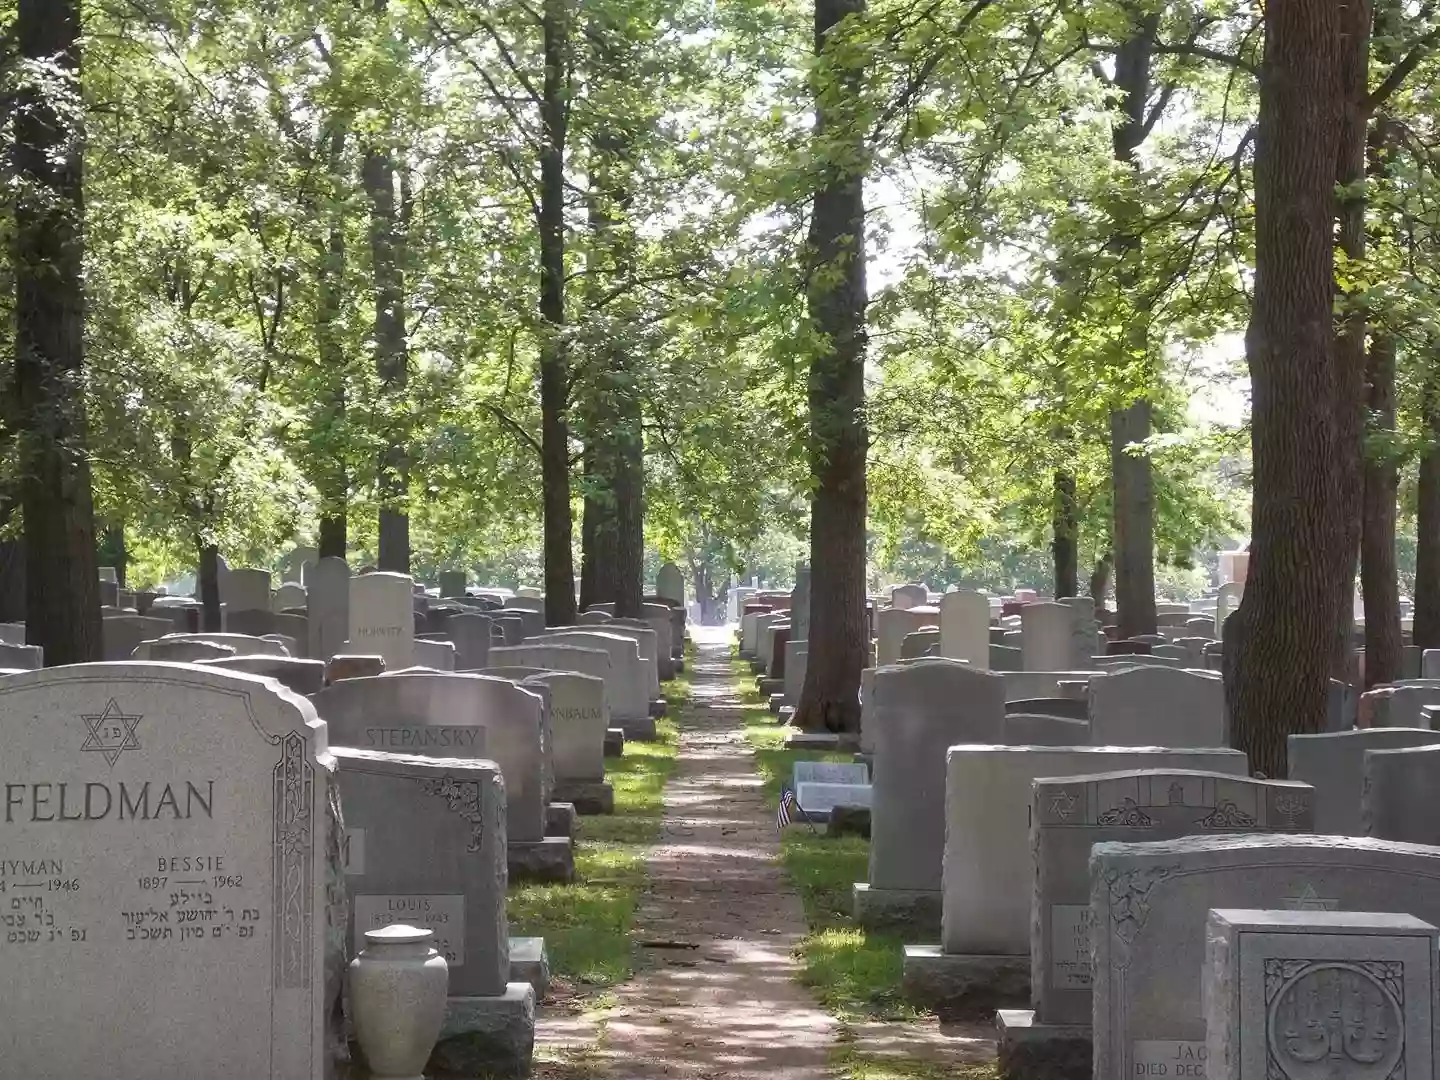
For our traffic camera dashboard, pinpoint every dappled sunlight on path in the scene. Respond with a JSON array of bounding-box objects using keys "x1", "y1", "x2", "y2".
[{"x1": 591, "y1": 627, "x2": 838, "y2": 1080}]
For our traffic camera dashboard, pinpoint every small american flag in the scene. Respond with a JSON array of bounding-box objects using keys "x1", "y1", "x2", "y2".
[{"x1": 777, "y1": 787, "x2": 796, "y2": 831}]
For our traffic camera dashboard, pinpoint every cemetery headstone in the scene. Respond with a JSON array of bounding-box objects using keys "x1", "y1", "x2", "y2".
[
  {"x1": 1202, "y1": 909, "x2": 1437, "y2": 1080},
  {"x1": 1288, "y1": 727, "x2": 1440, "y2": 835},
  {"x1": 0, "y1": 663, "x2": 341, "y2": 1078},
  {"x1": 307, "y1": 557, "x2": 349, "y2": 663},
  {"x1": 1087, "y1": 665, "x2": 1226, "y2": 746},
  {"x1": 1091, "y1": 834, "x2": 1440, "y2": 1080},
  {"x1": 1028, "y1": 769, "x2": 1310, "y2": 1027},
  {"x1": 939, "y1": 590, "x2": 989, "y2": 669},
  {"x1": 349, "y1": 571, "x2": 415, "y2": 670}
]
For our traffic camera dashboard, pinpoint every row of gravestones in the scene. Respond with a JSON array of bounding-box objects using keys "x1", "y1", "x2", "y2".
[
  {"x1": 820, "y1": 651, "x2": 1440, "y2": 1079},
  {"x1": 0, "y1": 561, "x2": 692, "y2": 1078}
]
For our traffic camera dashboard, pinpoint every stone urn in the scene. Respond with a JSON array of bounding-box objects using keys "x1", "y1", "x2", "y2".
[{"x1": 348, "y1": 924, "x2": 449, "y2": 1080}]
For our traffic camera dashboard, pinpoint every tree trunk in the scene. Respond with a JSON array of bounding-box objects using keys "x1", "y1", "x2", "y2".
[
  {"x1": 1417, "y1": 368, "x2": 1440, "y2": 649},
  {"x1": 794, "y1": 0, "x2": 868, "y2": 734},
  {"x1": 316, "y1": 128, "x2": 348, "y2": 563},
  {"x1": 1225, "y1": 0, "x2": 1357, "y2": 778},
  {"x1": 365, "y1": 1, "x2": 409, "y2": 575},
  {"x1": 539, "y1": 0, "x2": 577, "y2": 627},
  {"x1": 197, "y1": 540, "x2": 222, "y2": 633},
  {"x1": 12, "y1": 0, "x2": 100, "y2": 665},
  {"x1": 1360, "y1": 114, "x2": 1401, "y2": 688},
  {"x1": 1108, "y1": 12, "x2": 1159, "y2": 639},
  {"x1": 0, "y1": 535, "x2": 26, "y2": 623},
  {"x1": 579, "y1": 446, "x2": 604, "y2": 610},
  {"x1": 1052, "y1": 468, "x2": 1079, "y2": 598}
]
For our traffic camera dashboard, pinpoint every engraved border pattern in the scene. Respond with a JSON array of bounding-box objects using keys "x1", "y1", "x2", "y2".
[{"x1": 274, "y1": 730, "x2": 314, "y2": 989}]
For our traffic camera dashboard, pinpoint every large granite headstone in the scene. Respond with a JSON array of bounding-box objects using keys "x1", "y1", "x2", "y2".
[
  {"x1": 939, "y1": 590, "x2": 989, "y2": 669},
  {"x1": 1087, "y1": 666, "x2": 1226, "y2": 747},
  {"x1": 307, "y1": 556, "x2": 349, "y2": 664},
  {"x1": 348, "y1": 571, "x2": 415, "y2": 670},
  {"x1": 1288, "y1": 727, "x2": 1440, "y2": 835},
  {"x1": 0, "y1": 664, "x2": 340, "y2": 1078},
  {"x1": 1202, "y1": 908, "x2": 1437, "y2": 1080},
  {"x1": 1030, "y1": 769, "x2": 1310, "y2": 1025},
  {"x1": 1091, "y1": 834, "x2": 1440, "y2": 1080}
]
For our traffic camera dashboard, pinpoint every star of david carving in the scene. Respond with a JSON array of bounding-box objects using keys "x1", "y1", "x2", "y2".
[
  {"x1": 1282, "y1": 883, "x2": 1339, "y2": 912},
  {"x1": 80, "y1": 699, "x2": 142, "y2": 767},
  {"x1": 1050, "y1": 790, "x2": 1079, "y2": 821}
]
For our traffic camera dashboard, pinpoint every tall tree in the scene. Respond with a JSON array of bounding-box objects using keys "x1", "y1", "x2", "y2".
[
  {"x1": 365, "y1": 0, "x2": 410, "y2": 574},
  {"x1": 12, "y1": 0, "x2": 101, "y2": 664},
  {"x1": 795, "y1": 0, "x2": 869, "y2": 733},
  {"x1": 539, "y1": 0, "x2": 577, "y2": 626},
  {"x1": 1226, "y1": 0, "x2": 1363, "y2": 777},
  {"x1": 1104, "y1": 8, "x2": 1160, "y2": 637}
]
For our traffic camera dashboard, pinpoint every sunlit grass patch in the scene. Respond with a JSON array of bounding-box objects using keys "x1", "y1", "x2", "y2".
[
  {"x1": 833, "y1": 1046, "x2": 997, "y2": 1080},
  {"x1": 732, "y1": 678, "x2": 912, "y2": 1023},
  {"x1": 508, "y1": 640, "x2": 690, "y2": 988}
]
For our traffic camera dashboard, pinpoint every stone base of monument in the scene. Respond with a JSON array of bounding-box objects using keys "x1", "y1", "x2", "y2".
[
  {"x1": 749, "y1": 660, "x2": 766, "y2": 675},
  {"x1": 545, "y1": 801, "x2": 578, "y2": 839},
  {"x1": 618, "y1": 715, "x2": 658, "y2": 740},
  {"x1": 604, "y1": 727, "x2": 625, "y2": 757},
  {"x1": 768, "y1": 693, "x2": 786, "y2": 714},
  {"x1": 648, "y1": 697, "x2": 668, "y2": 719},
  {"x1": 901, "y1": 945, "x2": 1029, "y2": 1017},
  {"x1": 427, "y1": 984, "x2": 536, "y2": 1078},
  {"x1": 507, "y1": 837, "x2": 576, "y2": 884},
  {"x1": 553, "y1": 779, "x2": 615, "y2": 815},
  {"x1": 758, "y1": 677, "x2": 784, "y2": 696},
  {"x1": 852, "y1": 883, "x2": 942, "y2": 936},
  {"x1": 778, "y1": 705, "x2": 796, "y2": 723},
  {"x1": 994, "y1": 1010, "x2": 1091, "y2": 1080},
  {"x1": 827, "y1": 805, "x2": 871, "y2": 839},
  {"x1": 675, "y1": 656, "x2": 685, "y2": 673},
  {"x1": 738, "y1": 650, "x2": 755, "y2": 662},
  {"x1": 508, "y1": 937, "x2": 551, "y2": 997}
]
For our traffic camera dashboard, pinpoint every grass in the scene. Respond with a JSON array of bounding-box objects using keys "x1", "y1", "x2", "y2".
[
  {"x1": 833, "y1": 1046, "x2": 997, "y2": 1080},
  {"x1": 507, "y1": 646, "x2": 688, "y2": 989},
  {"x1": 736, "y1": 652, "x2": 920, "y2": 1024}
]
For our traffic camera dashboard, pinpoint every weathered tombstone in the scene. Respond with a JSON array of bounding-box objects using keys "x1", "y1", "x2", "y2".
[
  {"x1": 900, "y1": 628, "x2": 940, "y2": 659},
  {"x1": 1202, "y1": 909, "x2": 1437, "y2": 1080},
  {"x1": 307, "y1": 557, "x2": 349, "y2": 664},
  {"x1": 795, "y1": 761, "x2": 870, "y2": 786},
  {"x1": 939, "y1": 590, "x2": 989, "y2": 669},
  {"x1": 326, "y1": 654, "x2": 386, "y2": 682},
  {"x1": 519, "y1": 632, "x2": 649, "y2": 737},
  {"x1": 333, "y1": 748, "x2": 536, "y2": 1074},
  {"x1": 1087, "y1": 666, "x2": 1226, "y2": 747},
  {"x1": 891, "y1": 583, "x2": 928, "y2": 610},
  {"x1": 438, "y1": 570, "x2": 468, "y2": 598},
  {"x1": 523, "y1": 670, "x2": 611, "y2": 814},
  {"x1": 0, "y1": 641, "x2": 43, "y2": 669},
  {"x1": 656, "y1": 562, "x2": 685, "y2": 607},
  {"x1": 1003, "y1": 714, "x2": 1090, "y2": 746},
  {"x1": 202, "y1": 655, "x2": 327, "y2": 696},
  {"x1": 1288, "y1": 727, "x2": 1440, "y2": 835},
  {"x1": 166, "y1": 632, "x2": 289, "y2": 657},
  {"x1": 790, "y1": 564, "x2": 811, "y2": 644},
  {"x1": 912, "y1": 750, "x2": 1250, "y2": 1014},
  {"x1": 135, "y1": 637, "x2": 237, "y2": 663},
  {"x1": 413, "y1": 638, "x2": 457, "y2": 671},
  {"x1": 1361, "y1": 682, "x2": 1440, "y2": 727},
  {"x1": 1362, "y1": 741, "x2": 1440, "y2": 844},
  {"x1": 99, "y1": 579, "x2": 120, "y2": 608},
  {"x1": 0, "y1": 664, "x2": 341, "y2": 1078},
  {"x1": 446, "y1": 611, "x2": 493, "y2": 671},
  {"x1": 222, "y1": 566, "x2": 273, "y2": 614},
  {"x1": 1000, "y1": 770, "x2": 1309, "y2": 1063},
  {"x1": 876, "y1": 605, "x2": 940, "y2": 667},
  {"x1": 274, "y1": 582, "x2": 306, "y2": 612},
  {"x1": 312, "y1": 672, "x2": 570, "y2": 882},
  {"x1": 102, "y1": 615, "x2": 180, "y2": 661},
  {"x1": 1022, "y1": 602, "x2": 1084, "y2": 671},
  {"x1": 488, "y1": 643, "x2": 610, "y2": 685},
  {"x1": 348, "y1": 571, "x2": 415, "y2": 670},
  {"x1": 856, "y1": 659, "x2": 1004, "y2": 933},
  {"x1": 1216, "y1": 581, "x2": 1244, "y2": 628},
  {"x1": 1091, "y1": 835, "x2": 1440, "y2": 1080}
]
